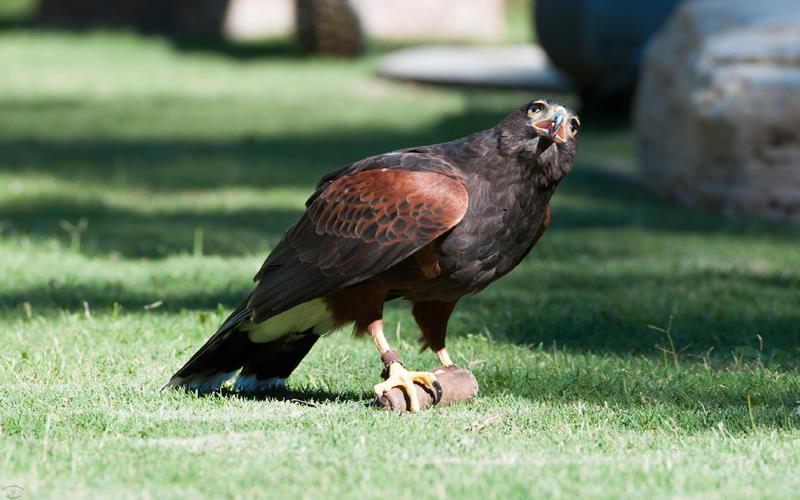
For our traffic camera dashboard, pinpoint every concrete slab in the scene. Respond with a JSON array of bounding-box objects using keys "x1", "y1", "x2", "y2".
[{"x1": 378, "y1": 44, "x2": 574, "y2": 93}]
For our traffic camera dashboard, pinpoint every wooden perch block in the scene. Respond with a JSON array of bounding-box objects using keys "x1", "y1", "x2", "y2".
[{"x1": 375, "y1": 365, "x2": 478, "y2": 413}]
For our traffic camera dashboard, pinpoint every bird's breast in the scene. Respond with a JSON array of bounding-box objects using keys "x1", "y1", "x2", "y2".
[{"x1": 433, "y1": 173, "x2": 550, "y2": 292}]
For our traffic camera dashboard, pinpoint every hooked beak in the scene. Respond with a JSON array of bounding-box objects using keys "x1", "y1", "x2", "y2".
[{"x1": 532, "y1": 109, "x2": 568, "y2": 143}]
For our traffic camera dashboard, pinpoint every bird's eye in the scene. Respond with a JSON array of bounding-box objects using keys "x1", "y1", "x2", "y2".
[
  {"x1": 527, "y1": 101, "x2": 546, "y2": 116},
  {"x1": 569, "y1": 117, "x2": 581, "y2": 137}
]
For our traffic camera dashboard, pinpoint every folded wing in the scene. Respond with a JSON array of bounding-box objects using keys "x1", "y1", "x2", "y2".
[{"x1": 249, "y1": 160, "x2": 469, "y2": 322}]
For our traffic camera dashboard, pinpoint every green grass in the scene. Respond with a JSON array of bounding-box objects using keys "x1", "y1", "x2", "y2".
[
  {"x1": 1, "y1": 27, "x2": 800, "y2": 499},
  {"x1": 0, "y1": 0, "x2": 34, "y2": 20},
  {"x1": 506, "y1": 0, "x2": 535, "y2": 44}
]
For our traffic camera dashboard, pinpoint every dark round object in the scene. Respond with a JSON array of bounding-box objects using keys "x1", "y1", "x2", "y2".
[{"x1": 534, "y1": 0, "x2": 680, "y2": 103}]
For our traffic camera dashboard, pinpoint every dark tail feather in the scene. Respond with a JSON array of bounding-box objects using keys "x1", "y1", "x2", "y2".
[
  {"x1": 163, "y1": 302, "x2": 252, "y2": 392},
  {"x1": 232, "y1": 330, "x2": 319, "y2": 392},
  {"x1": 163, "y1": 302, "x2": 319, "y2": 393}
]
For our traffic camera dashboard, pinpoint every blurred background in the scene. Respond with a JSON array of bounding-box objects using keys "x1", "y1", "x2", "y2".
[{"x1": 0, "y1": 0, "x2": 798, "y2": 353}]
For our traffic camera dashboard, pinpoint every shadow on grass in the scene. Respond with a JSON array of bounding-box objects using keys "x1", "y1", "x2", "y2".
[
  {"x1": 0, "y1": 106, "x2": 509, "y2": 192},
  {"x1": 0, "y1": 281, "x2": 249, "y2": 314},
  {"x1": 1, "y1": 197, "x2": 304, "y2": 257},
  {"x1": 477, "y1": 361, "x2": 800, "y2": 433},
  {"x1": 168, "y1": 36, "x2": 303, "y2": 60},
  {"x1": 2, "y1": 108, "x2": 799, "y2": 258},
  {"x1": 2, "y1": 263, "x2": 797, "y2": 358},
  {"x1": 456, "y1": 276, "x2": 799, "y2": 349},
  {"x1": 2, "y1": 106, "x2": 798, "y2": 357},
  {"x1": 205, "y1": 386, "x2": 369, "y2": 406}
]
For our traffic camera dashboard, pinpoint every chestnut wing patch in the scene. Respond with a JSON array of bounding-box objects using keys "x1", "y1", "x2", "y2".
[
  {"x1": 248, "y1": 168, "x2": 468, "y2": 321},
  {"x1": 308, "y1": 169, "x2": 467, "y2": 246}
]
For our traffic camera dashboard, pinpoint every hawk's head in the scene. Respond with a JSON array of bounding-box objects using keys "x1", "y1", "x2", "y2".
[
  {"x1": 499, "y1": 98, "x2": 580, "y2": 183},
  {"x1": 526, "y1": 99, "x2": 580, "y2": 146}
]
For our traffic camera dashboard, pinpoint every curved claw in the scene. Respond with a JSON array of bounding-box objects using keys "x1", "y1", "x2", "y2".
[{"x1": 374, "y1": 362, "x2": 438, "y2": 412}]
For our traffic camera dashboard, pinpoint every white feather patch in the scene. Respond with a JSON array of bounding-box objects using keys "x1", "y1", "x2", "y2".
[
  {"x1": 242, "y1": 298, "x2": 335, "y2": 343},
  {"x1": 233, "y1": 374, "x2": 286, "y2": 393},
  {"x1": 163, "y1": 370, "x2": 237, "y2": 393}
]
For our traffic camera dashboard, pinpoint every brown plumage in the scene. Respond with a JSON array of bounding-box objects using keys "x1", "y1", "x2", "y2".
[{"x1": 165, "y1": 98, "x2": 580, "y2": 408}]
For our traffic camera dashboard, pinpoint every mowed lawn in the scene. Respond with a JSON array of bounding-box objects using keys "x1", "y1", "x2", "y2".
[{"x1": 1, "y1": 28, "x2": 800, "y2": 499}]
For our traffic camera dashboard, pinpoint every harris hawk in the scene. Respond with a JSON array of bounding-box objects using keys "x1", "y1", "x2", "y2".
[{"x1": 165, "y1": 98, "x2": 580, "y2": 411}]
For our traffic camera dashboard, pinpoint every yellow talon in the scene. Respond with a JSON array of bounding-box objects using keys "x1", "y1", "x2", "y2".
[{"x1": 373, "y1": 362, "x2": 438, "y2": 412}]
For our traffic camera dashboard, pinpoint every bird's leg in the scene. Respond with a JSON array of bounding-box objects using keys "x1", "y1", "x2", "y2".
[
  {"x1": 368, "y1": 319, "x2": 438, "y2": 412},
  {"x1": 412, "y1": 300, "x2": 458, "y2": 369},
  {"x1": 435, "y1": 348, "x2": 453, "y2": 366}
]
